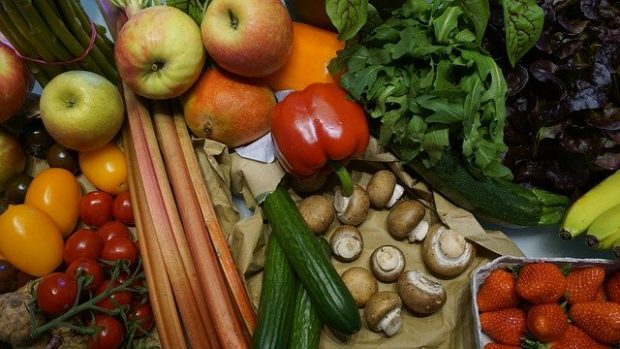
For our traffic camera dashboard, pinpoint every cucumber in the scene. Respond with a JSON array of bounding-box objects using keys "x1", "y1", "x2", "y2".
[
  {"x1": 288, "y1": 238, "x2": 331, "y2": 349},
  {"x1": 263, "y1": 186, "x2": 361, "y2": 335},
  {"x1": 252, "y1": 232, "x2": 297, "y2": 349},
  {"x1": 398, "y1": 147, "x2": 570, "y2": 227}
]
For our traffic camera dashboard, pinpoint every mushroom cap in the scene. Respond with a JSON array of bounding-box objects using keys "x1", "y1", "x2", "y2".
[
  {"x1": 329, "y1": 225, "x2": 364, "y2": 262},
  {"x1": 364, "y1": 291, "x2": 403, "y2": 333},
  {"x1": 422, "y1": 224, "x2": 475, "y2": 278},
  {"x1": 298, "y1": 195, "x2": 336, "y2": 235},
  {"x1": 334, "y1": 185, "x2": 370, "y2": 226},
  {"x1": 397, "y1": 270, "x2": 447, "y2": 314},
  {"x1": 369, "y1": 245, "x2": 406, "y2": 283},
  {"x1": 367, "y1": 170, "x2": 397, "y2": 209},
  {"x1": 341, "y1": 267, "x2": 379, "y2": 308},
  {"x1": 387, "y1": 200, "x2": 426, "y2": 240}
]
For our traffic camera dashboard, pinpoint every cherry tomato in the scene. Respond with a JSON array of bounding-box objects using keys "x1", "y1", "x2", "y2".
[
  {"x1": 79, "y1": 143, "x2": 128, "y2": 196},
  {"x1": 65, "y1": 257, "x2": 104, "y2": 290},
  {"x1": 24, "y1": 168, "x2": 81, "y2": 237},
  {"x1": 63, "y1": 228, "x2": 104, "y2": 265},
  {"x1": 97, "y1": 221, "x2": 131, "y2": 243},
  {"x1": 88, "y1": 314, "x2": 124, "y2": 349},
  {"x1": 0, "y1": 204, "x2": 64, "y2": 276},
  {"x1": 101, "y1": 237, "x2": 137, "y2": 266},
  {"x1": 112, "y1": 191, "x2": 134, "y2": 225},
  {"x1": 79, "y1": 190, "x2": 114, "y2": 227},
  {"x1": 127, "y1": 301, "x2": 155, "y2": 335},
  {"x1": 95, "y1": 279, "x2": 133, "y2": 311},
  {"x1": 36, "y1": 272, "x2": 78, "y2": 315}
]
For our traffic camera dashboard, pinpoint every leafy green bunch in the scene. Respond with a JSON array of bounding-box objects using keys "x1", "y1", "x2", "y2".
[{"x1": 330, "y1": 0, "x2": 513, "y2": 179}]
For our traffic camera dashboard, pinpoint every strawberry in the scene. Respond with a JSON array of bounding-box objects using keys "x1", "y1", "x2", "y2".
[
  {"x1": 595, "y1": 286, "x2": 607, "y2": 302},
  {"x1": 484, "y1": 344, "x2": 520, "y2": 349},
  {"x1": 515, "y1": 262, "x2": 567, "y2": 304},
  {"x1": 569, "y1": 301, "x2": 620, "y2": 344},
  {"x1": 479, "y1": 307, "x2": 526, "y2": 346},
  {"x1": 605, "y1": 270, "x2": 620, "y2": 303},
  {"x1": 477, "y1": 268, "x2": 519, "y2": 312},
  {"x1": 523, "y1": 324, "x2": 611, "y2": 349},
  {"x1": 526, "y1": 303, "x2": 568, "y2": 342},
  {"x1": 564, "y1": 266, "x2": 606, "y2": 304}
]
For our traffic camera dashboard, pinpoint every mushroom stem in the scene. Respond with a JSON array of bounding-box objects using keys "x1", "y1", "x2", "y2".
[
  {"x1": 385, "y1": 184, "x2": 405, "y2": 208},
  {"x1": 377, "y1": 308, "x2": 403, "y2": 337},
  {"x1": 328, "y1": 160, "x2": 353, "y2": 197},
  {"x1": 409, "y1": 220, "x2": 429, "y2": 243}
]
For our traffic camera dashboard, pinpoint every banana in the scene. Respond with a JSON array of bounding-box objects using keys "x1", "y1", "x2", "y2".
[
  {"x1": 559, "y1": 169, "x2": 620, "y2": 240},
  {"x1": 585, "y1": 203, "x2": 620, "y2": 250}
]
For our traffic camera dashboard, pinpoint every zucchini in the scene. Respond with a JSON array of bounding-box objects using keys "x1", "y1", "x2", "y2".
[
  {"x1": 398, "y1": 147, "x2": 570, "y2": 227},
  {"x1": 252, "y1": 232, "x2": 297, "y2": 349},
  {"x1": 288, "y1": 238, "x2": 331, "y2": 349},
  {"x1": 263, "y1": 186, "x2": 361, "y2": 335}
]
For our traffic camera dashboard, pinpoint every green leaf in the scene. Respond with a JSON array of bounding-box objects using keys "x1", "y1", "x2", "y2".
[
  {"x1": 166, "y1": 0, "x2": 208, "y2": 24},
  {"x1": 502, "y1": 0, "x2": 545, "y2": 67},
  {"x1": 433, "y1": 6, "x2": 462, "y2": 44},
  {"x1": 457, "y1": 0, "x2": 489, "y2": 45},
  {"x1": 326, "y1": 0, "x2": 369, "y2": 41}
]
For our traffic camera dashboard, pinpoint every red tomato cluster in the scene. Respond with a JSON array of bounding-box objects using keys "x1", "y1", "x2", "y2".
[{"x1": 34, "y1": 188, "x2": 153, "y2": 349}]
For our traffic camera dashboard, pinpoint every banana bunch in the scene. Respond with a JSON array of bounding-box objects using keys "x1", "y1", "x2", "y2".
[{"x1": 560, "y1": 169, "x2": 620, "y2": 255}]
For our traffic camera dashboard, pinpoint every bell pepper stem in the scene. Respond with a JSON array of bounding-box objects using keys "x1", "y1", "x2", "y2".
[{"x1": 329, "y1": 161, "x2": 353, "y2": 197}]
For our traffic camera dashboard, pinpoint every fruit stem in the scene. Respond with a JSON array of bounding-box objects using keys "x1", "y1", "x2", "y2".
[
  {"x1": 30, "y1": 261, "x2": 145, "y2": 339},
  {"x1": 559, "y1": 229, "x2": 573, "y2": 240},
  {"x1": 329, "y1": 160, "x2": 353, "y2": 197}
]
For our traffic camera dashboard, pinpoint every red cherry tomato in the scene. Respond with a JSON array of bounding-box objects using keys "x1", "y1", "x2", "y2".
[
  {"x1": 36, "y1": 272, "x2": 78, "y2": 315},
  {"x1": 97, "y1": 221, "x2": 131, "y2": 243},
  {"x1": 112, "y1": 191, "x2": 134, "y2": 225},
  {"x1": 127, "y1": 301, "x2": 155, "y2": 335},
  {"x1": 88, "y1": 314, "x2": 124, "y2": 349},
  {"x1": 79, "y1": 191, "x2": 114, "y2": 227},
  {"x1": 95, "y1": 279, "x2": 133, "y2": 311},
  {"x1": 101, "y1": 237, "x2": 137, "y2": 266},
  {"x1": 63, "y1": 228, "x2": 104, "y2": 265},
  {"x1": 65, "y1": 257, "x2": 104, "y2": 290}
]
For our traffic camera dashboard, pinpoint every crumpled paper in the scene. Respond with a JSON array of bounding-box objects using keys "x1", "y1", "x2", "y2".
[{"x1": 193, "y1": 136, "x2": 524, "y2": 349}]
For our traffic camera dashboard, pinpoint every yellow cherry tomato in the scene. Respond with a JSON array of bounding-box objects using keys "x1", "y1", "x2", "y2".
[
  {"x1": 0, "y1": 204, "x2": 64, "y2": 276},
  {"x1": 78, "y1": 142, "x2": 128, "y2": 196},
  {"x1": 25, "y1": 168, "x2": 81, "y2": 238}
]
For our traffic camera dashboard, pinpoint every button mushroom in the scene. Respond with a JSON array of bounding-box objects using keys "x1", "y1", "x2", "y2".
[
  {"x1": 423, "y1": 224, "x2": 475, "y2": 278},
  {"x1": 364, "y1": 291, "x2": 403, "y2": 337},
  {"x1": 298, "y1": 195, "x2": 336, "y2": 235},
  {"x1": 333, "y1": 185, "x2": 370, "y2": 226},
  {"x1": 387, "y1": 199, "x2": 429, "y2": 242},
  {"x1": 329, "y1": 225, "x2": 364, "y2": 262},
  {"x1": 397, "y1": 270, "x2": 447, "y2": 315},
  {"x1": 341, "y1": 266, "x2": 378, "y2": 308},
  {"x1": 366, "y1": 170, "x2": 404, "y2": 209},
  {"x1": 369, "y1": 245, "x2": 406, "y2": 283}
]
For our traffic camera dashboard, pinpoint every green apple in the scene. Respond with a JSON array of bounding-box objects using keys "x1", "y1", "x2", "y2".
[
  {"x1": 40, "y1": 71, "x2": 124, "y2": 152},
  {"x1": 0, "y1": 128, "x2": 26, "y2": 192},
  {"x1": 201, "y1": 0, "x2": 294, "y2": 78},
  {"x1": 114, "y1": 6, "x2": 206, "y2": 99}
]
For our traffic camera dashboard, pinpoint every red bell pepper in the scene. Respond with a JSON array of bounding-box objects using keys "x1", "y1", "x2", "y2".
[{"x1": 271, "y1": 82, "x2": 369, "y2": 196}]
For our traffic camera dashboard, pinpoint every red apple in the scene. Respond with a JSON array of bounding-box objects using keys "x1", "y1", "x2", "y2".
[
  {"x1": 0, "y1": 128, "x2": 26, "y2": 192},
  {"x1": 201, "y1": 0, "x2": 294, "y2": 78},
  {"x1": 114, "y1": 6, "x2": 206, "y2": 99},
  {"x1": 0, "y1": 42, "x2": 29, "y2": 123}
]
